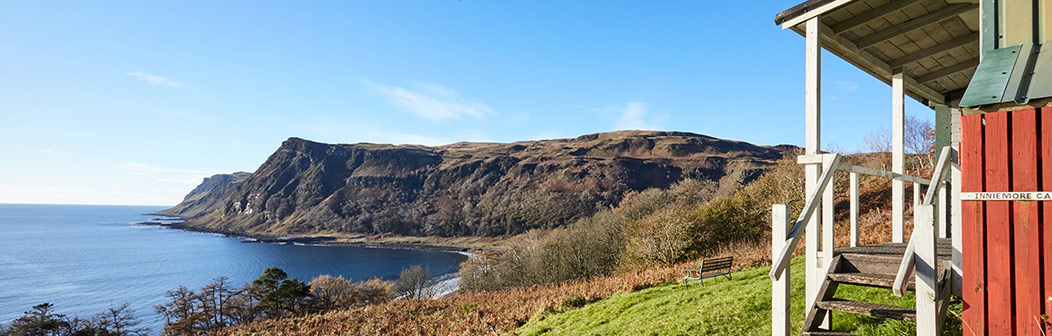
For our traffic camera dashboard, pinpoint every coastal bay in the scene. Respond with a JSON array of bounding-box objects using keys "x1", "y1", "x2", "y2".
[{"x1": 0, "y1": 204, "x2": 467, "y2": 332}]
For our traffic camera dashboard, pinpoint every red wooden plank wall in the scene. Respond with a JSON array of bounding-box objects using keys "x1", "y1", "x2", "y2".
[
  {"x1": 1043, "y1": 108, "x2": 1052, "y2": 335},
  {"x1": 1013, "y1": 109, "x2": 1040, "y2": 336},
  {"x1": 962, "y1": 108, "x2": 1051, "y2": 336},
  {"x1": 984, "y1": 112, "x2": 1012, "y2": 334},
  {"x1": 961, "y1": 113, "x2": 985, "y2": 336}
]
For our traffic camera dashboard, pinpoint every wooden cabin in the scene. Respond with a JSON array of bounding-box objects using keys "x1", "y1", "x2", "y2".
[{"x1": 769, "y1": 0, "x2": 1052, "y2": 335}]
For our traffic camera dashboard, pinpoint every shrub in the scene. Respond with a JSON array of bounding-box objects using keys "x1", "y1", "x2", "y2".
[
  {"x1": 309, "y1": 275, "x2": 358, "y2": 311},
  {"x1": 395, "y1": 265, "x2": 432, "y2": 299},
  {"x1": 309, "y1": 275, "x2": 396, "y2": 310}
]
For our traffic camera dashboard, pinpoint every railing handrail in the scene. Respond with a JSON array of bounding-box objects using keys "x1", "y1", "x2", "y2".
[
  {"x1": 769, "y1": 151, "x2": 945, "y2": 281},
  {"x1": 891, "y1": 146, "x2": 954, "y2": 296},
  {"x1": 837, "y1": 163, "x2": 932, "y2": 186},
  {"x1": 769, "y1": 153, "x2": 841, "y2": 280}
]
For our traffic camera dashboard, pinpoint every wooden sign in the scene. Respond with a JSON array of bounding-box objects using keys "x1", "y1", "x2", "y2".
[{"x1": 961, "y1": 191, "x2": 1052, "y2": 201}]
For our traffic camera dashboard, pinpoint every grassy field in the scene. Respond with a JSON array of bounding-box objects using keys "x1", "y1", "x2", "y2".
[{"x1": 517, "y1": 257, "x2": 961, "y2": 336}]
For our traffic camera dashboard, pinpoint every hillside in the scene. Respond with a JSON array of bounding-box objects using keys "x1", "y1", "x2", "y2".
[
  {"x1": 156, "y1": 172, "x2": 251, "y2": 218},
  {"x1": 161, "y1": 131, "x2": 793, "y2": 237},
  {"x1": 156, "y1": 148, "x2": 949, "y2": 335}
]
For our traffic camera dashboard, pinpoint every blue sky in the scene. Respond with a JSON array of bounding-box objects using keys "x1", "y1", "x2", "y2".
[{"x1": 0, "y1": 1, "x2": 932, "y2": 206}]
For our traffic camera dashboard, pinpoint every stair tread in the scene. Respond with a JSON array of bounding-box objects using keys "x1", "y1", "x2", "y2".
[
  {"x1": 816, "y1": 299, "x2": 916, "y2": 322},
  {"x1": 802, "y1": 331, "x2": 860, "y2": 336},
  {"x1": 837, "y1": 253, "x2": 902, "y2": 263},
  {"x1": 828, "y1": 272, "x2": 914, "y2": 290}
]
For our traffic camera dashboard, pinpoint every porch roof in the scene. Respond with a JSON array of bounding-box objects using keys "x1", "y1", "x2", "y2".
[{"x1": 775, "y1": 0, "x2": 980, "y2": 106}]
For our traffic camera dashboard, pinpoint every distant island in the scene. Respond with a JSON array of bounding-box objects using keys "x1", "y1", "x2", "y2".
[{"x1": 157, "y1": 130, "x2": 794, "y2": 242}]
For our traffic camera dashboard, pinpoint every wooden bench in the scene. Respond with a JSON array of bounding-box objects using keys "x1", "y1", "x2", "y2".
[{"x1": 683, "y1": 256, "x2": 733, "y2": 287}]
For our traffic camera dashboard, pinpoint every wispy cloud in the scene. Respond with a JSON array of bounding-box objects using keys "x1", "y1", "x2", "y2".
[
  {"x1": 113, "y1": 162, "x2": 210, "y2": 175},
  {"x1": 299, "y1": 119, "x2": 447, "y2": 146},
  {"x1": 40, "y1": 148, "x2": 76, "y2": 156},
  {"x1": 834, "y1": 80, "x2": 859, "y2": 92},
  {"x1": 509, "y1": 111, "x2": 531, "y2": 123},
  {"x1": 527, "y1": 129, "x2": 564, "y2": 141},
  {"x1": 157, "y1": 109, "x2": 209, "y2": 121},
  {"x1": 414, "y1": 81, "x2": 459, "y2": 96},
  {"x1": 456, "y1": 130, "x2": 493, "y2": 143},
  {"x1": 155, "y1": 176, "x2": 206, "y2": 184},
  {"x1": 363, "y1": 79, "x2": 493, "y2": 121},
  {"x1": 125, "y1": 72, "x2": 194, "y2": 89},
  {"x1": 615, "y1": 102, "x2": 662, "y2": 131}
]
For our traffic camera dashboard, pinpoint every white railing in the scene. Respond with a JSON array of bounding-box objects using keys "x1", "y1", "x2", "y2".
[
  {"x1": 891, "y1": 146, "x2": 954, "y2": 296},
  {"x1": 886, "y1": 146, "x2": 954, "y2": 336},
  {"x1": 769, "y1": 153, "x2": 841, "y2": 280},
  {"x1": 770, "y1": 150, "x2": 944, "y2": 336},
  {"x1": 768, "y1": 154, "x2": 932, "y2": 281}
]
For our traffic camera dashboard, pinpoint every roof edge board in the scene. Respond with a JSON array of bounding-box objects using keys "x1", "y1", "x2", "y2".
[{"x1": 778, "y1": 0, "x2": 856, "y2": 30}]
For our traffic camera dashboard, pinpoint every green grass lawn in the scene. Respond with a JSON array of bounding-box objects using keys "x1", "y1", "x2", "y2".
[{"x1": 516, "y1": 257, "x2": 962, "y2": 336}]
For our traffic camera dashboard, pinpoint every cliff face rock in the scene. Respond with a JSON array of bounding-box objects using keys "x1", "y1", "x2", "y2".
[
  {"x1": 166, "y1": 131, "x2": 793, "y2": 237},
  {"x1": 156, "y1": 172, "x2": 251, "y2": 218}
]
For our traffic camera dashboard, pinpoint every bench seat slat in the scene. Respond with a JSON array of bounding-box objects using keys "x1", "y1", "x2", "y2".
[
  {"x1": 683, "y1": 256, "x2": 734, "y2": 287},
  {"x1": 701, "y1": 264, "x2": 732, "y2": 270}
]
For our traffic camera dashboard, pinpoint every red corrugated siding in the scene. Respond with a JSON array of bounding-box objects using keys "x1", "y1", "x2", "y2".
[{"x1": 962, "y1": 108, "x2": 1051, "y2": 335}]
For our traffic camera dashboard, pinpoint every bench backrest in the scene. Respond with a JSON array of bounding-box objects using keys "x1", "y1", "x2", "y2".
[{"x1": 700, "y1": 256, "x2": 734, "y2": 273}]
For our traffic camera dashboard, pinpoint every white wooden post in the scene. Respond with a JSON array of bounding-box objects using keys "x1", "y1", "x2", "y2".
[
  {"x1": 772, "y1": 204, "x2": 790, "y2": 336},
  {"x1": 850, "y1": 172, "x2": 859, "y2": 247},
  {"x1": 892, "y1": 70, "x2": 905, "y2": 243},
  {"x1": 914, "y1": 204, "x2": 939, "y2": 335},
  {"x1": 822, "y1": 153, "x2": 835, "y2": 268},
  {"x1": 938, "y1": 182, "x2": 948, "y2": 239},
  {"x1": 913, "y1": 182, "x2": 920, "y2": 207},
  {"x1": 803, "y1": 16, "x2": 825, "y2": 329},
  {"x1": 949, "y1": 107, "x2": 962, "y2": 296},
  {"x1": 950, "y1": 147, "x2": 962, "y2": 297}
]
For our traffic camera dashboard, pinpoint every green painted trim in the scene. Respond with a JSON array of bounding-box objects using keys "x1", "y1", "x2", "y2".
[
  {"x1": 934, "y1": 104, "x2": 951, "y2": 163},
  {"x1": 981, "y1": 0, "x2": 998, "y2": 53},
  {"x1": 961, "y1": 44, "x2": 1023, "y2": 107}
]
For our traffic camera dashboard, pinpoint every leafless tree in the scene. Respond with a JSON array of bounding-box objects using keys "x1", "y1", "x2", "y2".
[
  {"x1": 201, "y1": 277, "x2": 243, "y2": 332},
  {"x1": 862, "y1": 115, "x2": 935, "y2": 167},
  {"x1": 92, "y1": 302, "x2": 149, "y2": 336},
  {"x1": 395, "y1": 265, "x2": 432, "y2": 299}
]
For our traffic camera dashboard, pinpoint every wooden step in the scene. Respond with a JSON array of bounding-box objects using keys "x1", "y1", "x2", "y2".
[
  {"x1": 837, "y1": 253, "x2": 902, "y2": 275},
  {"x1": 816, "y1": 299, "x2": 916, "y2": 322},
  {"x1": 802, "y1": 331, "x2": 860, "y2": 336},
  {"x1": 838, "y1": 252, "x2": 901, "y2": 264},
  {"x1": 835, "y1": 240, "x2": 953, "y2": 258},
  {"x1": 828, "y1": 272, "x2": 914, "y2": 291}
]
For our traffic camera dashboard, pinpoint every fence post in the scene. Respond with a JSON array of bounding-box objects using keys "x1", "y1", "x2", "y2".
[
  {"x1": 914, "y1": 204, "x2": 938, "y2": 335},
  {"x1": 772, "y1": 204, "x2": 790, "y2": 336},
  {"x1": 913, "y1": 182, "x2": 921, "y2": 207},
  {"x1": 850, "y1": 172, "x2": 859, "y2": 247},
  {"x1": 819, "y1": 154, "x2": 835, "y2": 329},
  {"x1": 938, "y1": 182, "x2": 948, "y2": 239}
]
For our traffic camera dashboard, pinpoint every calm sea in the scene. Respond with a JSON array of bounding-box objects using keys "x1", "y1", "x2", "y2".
[{"x1": 0, "y1": 203, "x2": 468, "y2": 331}]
